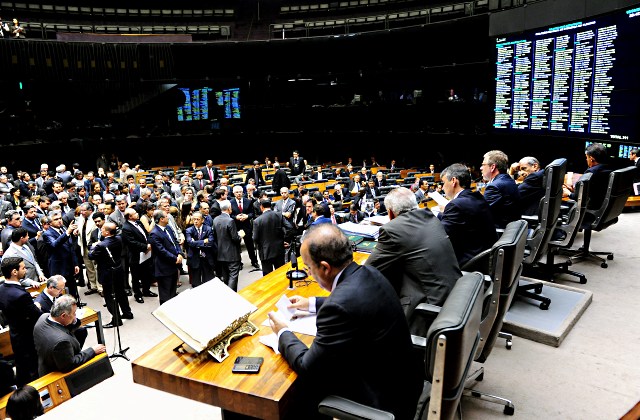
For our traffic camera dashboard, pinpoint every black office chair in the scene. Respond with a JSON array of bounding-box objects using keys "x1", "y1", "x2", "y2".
[
  {"x1": 559, "y1": 166, "x2": 637, "y2": 268},
  {"x1": 517, "y1": 158, "x2": 566, "y2": 310},
  {"x1": 318, "y1": 272, "x2": 484, "y2": 420},
  {"x1": 540, "y1": 173, "x2": 592, "y2": 284},
  {"x1": 461, "y1": 219, "x2": 528, "y2": 415}
]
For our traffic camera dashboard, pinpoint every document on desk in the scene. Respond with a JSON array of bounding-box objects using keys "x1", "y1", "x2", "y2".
[
  {"x1": 260, "y1": 294, "x2": 318, "y2": 352},
  {"x1": 427, "y1": 191, "x2": 449, "y2": 207}
]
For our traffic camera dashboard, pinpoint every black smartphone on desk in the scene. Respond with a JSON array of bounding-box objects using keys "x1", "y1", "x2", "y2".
[{"x1": 232, "y1": 356, "x2": 264, "y2": 374}]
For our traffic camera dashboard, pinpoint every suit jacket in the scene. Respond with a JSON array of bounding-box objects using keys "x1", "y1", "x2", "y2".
[
  {"x1": 192, "y1": 178, "x2": 207, "y2": 192},
  {"x1": 366, "y1": 209, "x2": 461, "y2": 336},
  {"x1": 88, "y1": 235, "x2": 123, "y2": 285},
  {"x1": 185, "y1": 224, "x2": 217, "y2": 269},
  {"x1": 252, "y1": 210, "x2": 284, "y2": 261},
  {"x1": 245, "y1": 168, "x2": 265, "y2": 186},
  {"x1": 43, "y1": 227, "x2": 78, "y2": 278},
  {"x1": 278, "y1": 262, "x2": 422, "y2": 420},
  {"x1": 0, "y1": 226, "x2": 15, "y2": 253},
  {"x1": 274, "y1": 197, "x2": 297, "y2": 231},
  {"x1": 484, "y1": 173, "x2": 521, "y2": 229},
  {"x1": 121, "y1": 221, "x2": 149, "y2": 264},
  {"x1": 149, "y1": 225, "x2": 182, "y2": 277},
  {"x1": 581, "y1": 163, "x2": 612, "y2": 211},
  {"x1": 0, "y1": 283, "x2": 42, "y2": 363},
  {"x1": 33, "y1": 314, "x2": 95, "y2": 376},
  {"x1": 213, "y1": 213, "x2": 241, "y2": 262},
  {"x1": 230, "y1": 197, "x2": 255, "y2": 234},
  {"x1": 22, "y1": 217, "x2": 41, "y2": 246},
  {"x1": 347, "y1": 210, "x2": 365, "y2": 224},
  {"x1": 200, "y1": 166, "x2": 219, "y2": 185},
  {"x1": 439, "y1": 189, "x2": 497, "y2": 266},
  {"x1": 271, "y1": 169, "x2": 291, "y2": 193},
  {"x1": 76, "y1": 215, "x2": 96, "y2": 255},
  {"x1": 518, "y1": 169, "x2": 545, "y2": 216},
  {"x1": 288, "y1": 156, "x2": 306, "y2": 176},
  {"x1": 3, "y1": 243, "x2": 44, "y2": 284},
  {"x1": 34, "y1": 292, "x2": 54, "y2": 313},
  {"x1": 414, "y1": 188, "x2": 428, "y2": 203}
]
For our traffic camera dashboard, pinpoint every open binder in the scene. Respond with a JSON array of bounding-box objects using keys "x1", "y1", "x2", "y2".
[{"x1": 152, "y1": 279, "x2": 259, "y2": 362}]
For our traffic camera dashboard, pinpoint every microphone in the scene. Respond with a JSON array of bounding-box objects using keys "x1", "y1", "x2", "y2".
[{"x1": 286, "y1": 235, "x2": 307, "y2": 289}]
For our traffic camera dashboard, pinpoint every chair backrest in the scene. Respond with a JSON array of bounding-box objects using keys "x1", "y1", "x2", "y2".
[
  {"x1": 524, "y1": 158, "x2": 566, "y2": 264},
  {"x1": 551, "y1": 172, "x2": 592, "y2": 248},
  {"x1": 475, "y1": 219, "x2": 527, "y2": 363},
  {"x1": 589, "y1": 166, "x2": 637, "y2": 231},
  {"x1": 419, "y1": 272, "x2": 484, "y2": 420}
]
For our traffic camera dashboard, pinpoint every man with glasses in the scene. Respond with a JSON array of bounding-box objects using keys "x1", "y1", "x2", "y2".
[{"x1": 480, "y1": 150, "x2": 520, "y2": 229}]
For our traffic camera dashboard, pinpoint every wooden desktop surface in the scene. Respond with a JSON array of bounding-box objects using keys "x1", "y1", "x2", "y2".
[{"x1": 132, "y1": 252, "x2": 369, "y2": 420}]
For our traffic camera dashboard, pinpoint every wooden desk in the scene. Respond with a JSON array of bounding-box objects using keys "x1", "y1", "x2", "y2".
[
  {"x1": 132, "y1": 252, "x2": 369, "y2": 420},
  {"x1": 625, "y1": 196, "x2": 640, "y2": 208}
]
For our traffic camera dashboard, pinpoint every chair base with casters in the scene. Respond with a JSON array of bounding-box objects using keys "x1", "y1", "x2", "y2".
[
  {"x1": 498, "y1": 331, "x2": 513, "y2": 350},
  {"x1": 558, "y1": 227, "x2": 613, "y2": 268},
  {"x1": 463, "y1": 365, "x2": 515, "y2": 416}
]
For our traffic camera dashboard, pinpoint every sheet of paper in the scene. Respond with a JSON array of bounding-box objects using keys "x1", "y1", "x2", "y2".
[
  {"x1": 261, "y1": 313, "x2": 318, "y2": 337},
  {"x1": 140, "y1": 250, "x2": 151, "y2": 263},
  {"x1": 275, "y1": 295, "x2": 297, "y2": 321},
  {"x1": 427, "y1": 191, "x2": 449, "y2": 207},
  {"x1": 259, "y1": 333, "x2": 280, "y2": 354}
]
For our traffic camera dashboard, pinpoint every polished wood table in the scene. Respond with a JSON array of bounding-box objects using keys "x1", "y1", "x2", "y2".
[{"x1": 132, "y1": 252, "x2": 369, "y2": 420}]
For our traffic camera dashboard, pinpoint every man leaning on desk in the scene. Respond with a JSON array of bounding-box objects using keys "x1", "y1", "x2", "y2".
[{"x1": 268, "y1": 224, "x2": 422, "y2": 420}]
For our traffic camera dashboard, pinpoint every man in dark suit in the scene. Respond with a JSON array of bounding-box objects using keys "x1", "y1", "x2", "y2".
[
  {"x1": 347, "y1": 203, "x2": 365, "y2": 224},
  {"x1": 268, "y1": 225, "x2": 422, "y2": 420},
  {"x1": 271, "y1": 162, "x2": 290, "y2": 194},
  {"x1": 213, "y1": 200, "x2": 242, "y2": 292},
  {"x1": 149, "y1": 209, "x2": 183, "y2": 305},
  {"x1": 252, "y1": 200, "x2": 285, "y2": 276},
  {"x1": 510, "y1": 156, "x2": 545, "y2": 216},
  {"x1": 481, "y1": 150, "x2": 521, "y2": 229},
  {"x1": 231, "y1": 185, "x2": 259, "y2": 269},
  {"x1": 245, "y1": 160, "x2": 265, "y2": 186},
  {"x1": 21, "y1": 204, "x2": 42, "y2": 248},
  {"x1": 89, "y1": 222, "x2": 134, "y2": 328},
  {"x1": 366, "y1": 186, "x2": 461, "y2": 337},
  {"x1": 200, "y1": 160, "x2": 219, "y2": 187},
  {"x1": 564, "y1": 143, "x2": 613, "y2": 219},
  {"x1": 121, "y1": 208, "x2": 156, "y2": 303},
  {"x1": 43, "y1": 210, "x2": 81, "y2": 301},
  {"x1": 185, "y1": 211, "x2": 217, "y2": 287},
  {"x1": 438, "y1": 164, "x2": 497, "y2": 266},
  {"x1": 3, "y1": 228, "x2": 46, "y2": 287},
  {"x1": 1, "y1": 210, "x2": 22, "y2": 253},
  {"x1": 288, "y1": 150, "x2": 306, "y2": 176},
  {"x1": 191, "y1": 171, "x2": 207, "y2": 192},
  {"x1": 33, "y1": 295, "x2": 106, "y2": 376},
  {"x1": 0, "y1": 257, "x2": 41, "y2": 386}
]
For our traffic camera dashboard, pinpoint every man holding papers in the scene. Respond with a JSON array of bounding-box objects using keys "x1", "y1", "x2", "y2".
[
  {"x1": 268, "y1": 224, "x2": 421, "y2": 420},
  {"x1": 438, "y1": 163, "x2": 497, "y2": 266}
]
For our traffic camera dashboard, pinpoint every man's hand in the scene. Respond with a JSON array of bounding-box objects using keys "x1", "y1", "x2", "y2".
[
  {"x1": 176, "y1": 254, "x2": 183, "y2": 265},
  {"x1": 74, "y1": 266, "x2": 80, "y2": 275},
  {"x1": 268, "y1": 311, "x2": 289, "y2": 335},
  {"x1": 287, "y1": 295, "x2": 310, "y2": 311},
  {"x1": 38, "y1": 274, "x2": 47, "y2": 282},
  {"x1": 92, "y1": 344, "x2": 107, "y2": 354}
]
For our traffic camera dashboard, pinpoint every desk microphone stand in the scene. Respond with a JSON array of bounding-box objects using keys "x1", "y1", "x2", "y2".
[
  {"x1": 286, "y1": 236, "x2": 307, "y2": 289},
  {"x1": 109, "y1": 287, "x2": 130, "y2": 361}
]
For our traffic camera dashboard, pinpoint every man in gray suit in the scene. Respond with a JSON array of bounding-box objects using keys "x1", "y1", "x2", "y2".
[
  {"x1": 273, "y1": 187, "x2": 297, "y2": 245},
  {"x1": 1, "y1": 210, "x2": 22, "y2": 252},
  {"x1": 252, "y1": 199, "x2": 285, "y2": 276},
  {"x1": 3, "y1": 228, "x2": 46, "y2": 287},
  {"x1": 366, "y1": 186, "x2": 461, "y2": 337},
  {"x1": 33, "y1": 295, "x2": 106, "y2": 376},
  {"x1": 213, "y1": 200, "x2": 242, "y2": 292}
]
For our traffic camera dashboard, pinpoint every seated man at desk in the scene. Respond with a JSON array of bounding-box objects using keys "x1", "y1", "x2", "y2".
[
  {"x1": 481, "y1": 150, "x2": 520, "y2": 229},
  {"x1": 33, "y1": 295, "x2": 106, "y2": 376},
  {"x1": 509, "y1": 156, "x2": 544, "y2": 216},
  {"x1": 268, "y1": 224, "x2": 422, "y2": 420}
]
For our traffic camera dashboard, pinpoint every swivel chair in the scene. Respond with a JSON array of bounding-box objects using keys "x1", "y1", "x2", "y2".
[
  {"x1": 318, "y1": 272, "x2": 484, "y2": 420},
  {"x1": 517, "y1": 158, "x2": 566, "y2": 310},
  {"x1": 559, "y1": 166, "x2": 637, "y2": 268},
  {"x1": 460, "y1": 219, "x2": 528, "y2": 415}
]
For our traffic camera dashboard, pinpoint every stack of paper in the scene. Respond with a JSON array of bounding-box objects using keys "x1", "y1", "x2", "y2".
[{"x1": 338, "y1": 221, "x2": 380, "y2": 240}]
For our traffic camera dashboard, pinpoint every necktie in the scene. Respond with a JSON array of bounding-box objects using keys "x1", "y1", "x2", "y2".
[
  {"x1": 238, "y1": 200, "x2": 243, "y2": 212},
  {"x1": 166, "y1": 227, "x2": 180, "y2": 253},
  {"x1": 208, "y1": 168, "x2": 213, "y2": 181},
  {"x1": 82, "y1": 220, "x2": 88, "y2": 249},
  {"x1": 134, "y1": 221, "x2": 146, "y2": 236}
]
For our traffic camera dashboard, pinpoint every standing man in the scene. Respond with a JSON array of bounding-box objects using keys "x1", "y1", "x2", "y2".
[
  {"x1": 185, "y1": 212, "x2": 217, "y2": 287},
  {"x1": 245, "y1": 161, "x2": 265, "y2": 187},
  {"x1": 43, "y1": 210, "x2": 81, "y2": 302},
  {"x1": 213, "y1": 200, "x2": 242, "y2": 292},
  {"x1": 201, "y1": 160, "x2": 219, "y2": 187},
  {"x1": 274, "y1": 187, "x2": 297, "y2": 245},
  {"x1": 268, "y1": 225, "x2": 422, "y2": 420},
  {"x1": 121, "y1": 208, "x2": 156, "y2": 303},
  {"x1": 1, "y1": 210, "x2": 22, "y2": 252},
  {"x1": 89, "y1": 222, "x2": 133, "y2": 328},
  {"x1": 3, "y1": 228, "x2": 46, "y2": 287},
  {"x1": 438, "y1": 164, "x2": 497, "y2": 266},
  {"x1": 271, "y1": 162, "x2": 290, "y2": 194},
  {"x1": 252, "y1": 199, "x2": 285, "y2": 276},
  {"x1": 366, "y1": 187, "x2": 461, "y2": 337},
  {"x1": 231, "y1": 185, "x2": 259, "y2": 269},
  {"x1": 481, "y1": 150, "x2": 521, "y2": 229},
  {"x1": 288, "y1": 150, "x2": 306, "y2": 176},
  {"x1": 76, "y1": 202, "x2": 101, "y2": 296},
  {"x1": 149, "y1": 210, "x2": 183, "y2": 305},
  {"x1": 33, "y1": 295, "x2": 106, "y2": 376},
  {"x1": 0, "y1": 257, "x2": 41, "y2": 386}
]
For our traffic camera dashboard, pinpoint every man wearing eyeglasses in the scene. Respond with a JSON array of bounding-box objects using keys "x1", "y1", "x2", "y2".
[{"x1": 480, "y1": 150, "x2": 520, "y2": 229}]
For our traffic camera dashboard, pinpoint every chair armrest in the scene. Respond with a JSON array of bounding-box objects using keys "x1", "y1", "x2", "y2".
[
  {"x1": 415, "y1": 303, "x2": 441, "y2": 315},
  {"x1": 521, "y1": 215, "x2": 539, "y2": 228},
  {"x1": 318, "y1": 395, "x2": 395, "y2": 420},
  {"x1": 461, "y1": 249, "x2": 492, "y2": 273}
]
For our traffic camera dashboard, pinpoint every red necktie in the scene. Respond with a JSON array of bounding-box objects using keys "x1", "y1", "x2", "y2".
[{"x1": 238, "y1": 200, "x2": 243, "y2": 212}]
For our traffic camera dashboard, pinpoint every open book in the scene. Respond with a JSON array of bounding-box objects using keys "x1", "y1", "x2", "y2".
[{"x1": 153, "y1": 279, "x2": 258, "y2": 362}]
